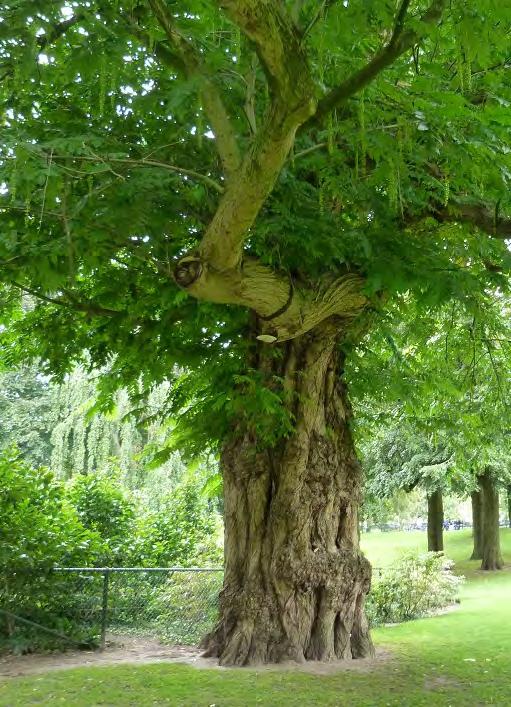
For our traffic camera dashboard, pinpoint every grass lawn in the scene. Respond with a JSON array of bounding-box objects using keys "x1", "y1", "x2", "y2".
[{"x1": 1, "y1": 529, "x2": 510, "y2": 706}]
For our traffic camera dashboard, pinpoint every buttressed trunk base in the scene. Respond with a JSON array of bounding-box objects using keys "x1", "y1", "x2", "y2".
[{"x1": 202, "y1": 324, "x2": 374, "y2": 665}]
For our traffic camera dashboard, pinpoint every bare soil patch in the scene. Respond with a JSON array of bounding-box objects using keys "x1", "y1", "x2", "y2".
[{"x1": 0, "y1": 634, "x2": 391, "y2": 678}]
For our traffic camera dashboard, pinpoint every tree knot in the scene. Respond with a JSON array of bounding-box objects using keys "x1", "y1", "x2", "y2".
[{"x1": 174, "y1": 254, "x2": 203, "y2": 288}]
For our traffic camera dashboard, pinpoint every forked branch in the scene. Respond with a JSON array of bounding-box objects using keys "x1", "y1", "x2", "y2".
[
  {"x1": 216, "y1": 0, "x2": 314, "y2": 118},
  {"x1": 313, "y1": 0, "x2": 447, "y2": 122}
]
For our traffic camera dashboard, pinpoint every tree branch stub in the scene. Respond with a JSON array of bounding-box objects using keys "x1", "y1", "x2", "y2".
[{"x1": 173, "y1": 255, "x2": 367, "y2": 343}]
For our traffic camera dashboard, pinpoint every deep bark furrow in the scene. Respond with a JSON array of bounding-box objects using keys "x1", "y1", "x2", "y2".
[{"x1": 202, "y1": 324, "x2": 374, "y2": 665}]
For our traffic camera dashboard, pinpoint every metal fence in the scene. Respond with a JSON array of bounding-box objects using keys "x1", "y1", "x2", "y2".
[
  {"x1": 3, "y1": 565, "x2": 390, "y2": 653},
  {"x1": 2, "y1": 567, "x2": 223, "y2": 652}
]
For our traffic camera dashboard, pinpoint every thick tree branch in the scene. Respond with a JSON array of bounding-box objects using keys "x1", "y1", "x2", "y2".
[
  {"x1": 198, "y1": 123, "x2": 303, "y2": 270},
  {"x1": 174, "y1": 255, "x2": 366, "y2": 342},
  {"x1": 189, "y1": 2, "x2": 317, "y2": 272},
  {"x1": 145, "y1": 0, "x2": 241, "y2": 179},
  {"x1": 217, "y1": 0, "x2": 315, "y2": 118},
  {"x1": 313, "y1": 0, "x2": 447, "y2": 123},
  {"x1": 431, "y1": 202, "x2": 511, "y2": 240}
]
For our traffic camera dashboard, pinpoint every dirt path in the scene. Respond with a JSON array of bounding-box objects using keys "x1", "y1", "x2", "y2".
[{"x1": 0, "y1": 635, "x2": 391, "y2": 678}]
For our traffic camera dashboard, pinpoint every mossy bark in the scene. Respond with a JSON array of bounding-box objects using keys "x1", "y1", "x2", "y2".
[
  {"x1": 202, "y1": 325, "x2": 374, "y2": 665},
  {"x1": 470, "y1": 490, "x2": 483, "y2": 560},
  {"x1": 480, "y1": 470, "x2": 503, "y2": 571},
  {"x1": 427, "y1": 490, "x2": 444, "y2": 552}
]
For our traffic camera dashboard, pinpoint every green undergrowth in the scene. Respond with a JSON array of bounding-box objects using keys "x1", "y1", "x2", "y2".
[{"x1": 1, "y1": 529, "x2": 510, "y2": 706}]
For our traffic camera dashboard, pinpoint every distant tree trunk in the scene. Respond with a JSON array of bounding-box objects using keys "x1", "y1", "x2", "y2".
[
  {"x1": 507, "y1": 485, "x2": 511, "y2": 529},
  {"x1": 427, "y1": 490, "x2": 444, "y2": 552},
  {"x1": 480, "y1": 470, "x2": 503, "y2": 571},
  {"x1": 202, "y1": 324, "x2": 374, "y2": 665},
  {"x1": 470, "y1": 490, "x2": 484, "y2": 560}
]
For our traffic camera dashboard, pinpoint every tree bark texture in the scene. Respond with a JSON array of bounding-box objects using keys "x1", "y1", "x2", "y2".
[
  {"x1": 470, "y1": 490, "x2": 483, "y2": 560},
  {"x1": 427, "y1": 490, "x2": 444, "y2": 552},
  {"x1": 480, "y1": 470, "x2": 503, "y2": 571},
  {"x1": 202, "y1": 325, "x2": 374, "y2": 665}
]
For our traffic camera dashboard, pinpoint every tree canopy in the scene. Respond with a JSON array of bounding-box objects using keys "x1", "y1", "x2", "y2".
[{"x1": 1, "y1": 1, "x2": 510, "y2": 450}]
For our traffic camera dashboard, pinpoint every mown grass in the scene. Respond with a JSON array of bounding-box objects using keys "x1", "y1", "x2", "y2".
[
  {"x1": 361, "y1": 526, "x2": 511, "y2": 576},
  {"x1": 1, "y1": 529, "x2": 510, "y2": 706}
]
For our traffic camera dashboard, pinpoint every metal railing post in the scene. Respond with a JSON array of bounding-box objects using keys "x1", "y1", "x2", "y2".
[{"x1": 100, "y1": 569, "x2": 110, "y2": 650}]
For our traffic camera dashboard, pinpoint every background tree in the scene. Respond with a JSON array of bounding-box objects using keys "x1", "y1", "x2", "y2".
[
  {"x1": 0, "y1": 366, "x2": 54, "y2": 468},
  {"x1": 361, "y1": 421, "x2": 456, "y2": 550},
  {"x1": 66, "y1": 472, "x2": 136, "y2": 564},
  {"x1": 478, "y1": 468, "x2": 504, "y2": 571},
  {"x1": 354, "y1": 296, "x2": 511, "y2": 566},
  {"x1": 470, "y1": 488, "x2": 484, "y2": 561},
  {"x1": 1, "y1": 0, "x2": 511, "y2": 664}
]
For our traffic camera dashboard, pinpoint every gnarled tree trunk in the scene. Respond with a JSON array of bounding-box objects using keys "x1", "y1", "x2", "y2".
[
  {"x1": 427, "y1": 490, "x2": 444, "y2": 552},
  {"x1": 480, "y1": 470, "x2": 503, "y2": 571},
  {"x1": 470, "y1": 489, "x2": 483, "y2": 560},
  {"x1": 202, "y1": 324, "x2": 374, "y2": 665}
]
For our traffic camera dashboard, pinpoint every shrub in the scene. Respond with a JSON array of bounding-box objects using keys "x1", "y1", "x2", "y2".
[
  {"x1": 131, "y1": 479, "x2": 222, "y2": 567},
  {"x1": 91, "y1": 570, "x2": 223, "y2": 646},
  {"x1": 0, "y1": 449, "x2": 103, "y2": 652},
  {"x1": 66, "y1": 471, "x2": 135, "y2": 564},
  {"x1": 366, "y1": 552, "x2": 464, "y2": 626}
]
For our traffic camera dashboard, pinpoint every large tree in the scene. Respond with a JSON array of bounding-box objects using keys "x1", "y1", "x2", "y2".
[{"x1": 1, "y1": 1, "x2": 511, "y2": 665}]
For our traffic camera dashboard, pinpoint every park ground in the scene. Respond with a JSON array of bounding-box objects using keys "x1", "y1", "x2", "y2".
[{"x1": 1, "y1": 529, "x2": 510, "y2": 706}]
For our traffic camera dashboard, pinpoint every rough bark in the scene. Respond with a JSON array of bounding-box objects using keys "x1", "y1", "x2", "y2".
[
  {"x1": 470, "y1": 490, "x2": 483, "y2": 560},
  {"x1": 202, "y1": 324, "x2": 374, "y2": 665},
  {"x1": 480, "y1": 470, "x2": 503, "y2": 571},
  {"x1": 427, "y1": 490, "x2": 444, "y2": 552}
]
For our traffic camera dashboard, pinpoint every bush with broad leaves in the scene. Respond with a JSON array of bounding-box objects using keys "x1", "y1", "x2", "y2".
[
  {"x1": 366, "y1": 552, "x2": 464, "y2": 626},
  {"x1": 0, "y1": 448, "x2": 103, "y2": 652}
]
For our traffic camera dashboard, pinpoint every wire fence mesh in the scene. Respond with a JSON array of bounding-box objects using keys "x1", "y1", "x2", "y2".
[
  {"x1": 1, "y1": 567, "x2": 223, "y2": 652},
  {"x1": 3, "y1": 565, "x2": 390, "y2": 653}
]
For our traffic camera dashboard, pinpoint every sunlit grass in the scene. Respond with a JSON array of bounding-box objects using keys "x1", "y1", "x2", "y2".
[
  {"x1": 1, "y1": 530, "x2": 510, "y2": 706},
  {"x1": 361, "y1": 526, "x2": 511, "y2": 576}
]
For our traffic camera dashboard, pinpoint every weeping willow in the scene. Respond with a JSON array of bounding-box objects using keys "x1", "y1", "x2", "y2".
[{"x1": 49, "y1": 368, "x2": 172, "y2": 484}]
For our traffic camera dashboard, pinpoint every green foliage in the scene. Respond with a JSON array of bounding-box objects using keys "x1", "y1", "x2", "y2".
[
  {"x1": 66, "y1": 472, "x2": 135, "y2": 564},
  {"x1": 0, "y1": 448, "x2": 102, "y2": 576},
  {"x1": 0, "y1": 448, "x2": 103, "y2": 651},
  {"x1": 366, "y1": 552, "x2": 464, "y2": 626},
  {"x1": 132, "y1": 475, "x2": 222, "y2": 567},
  {"x1": 0, "y1": 0, "x2": 510, "y2": 456},
  {"x1": 362, "y1": 489, "x2": 425, "y2": 529},
  {"x1": 0, "y1": 443, "x2": 222, "y2": 652},
  {"x1": 352, "y1": 293, "x2": 511, "y2": 518}
]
